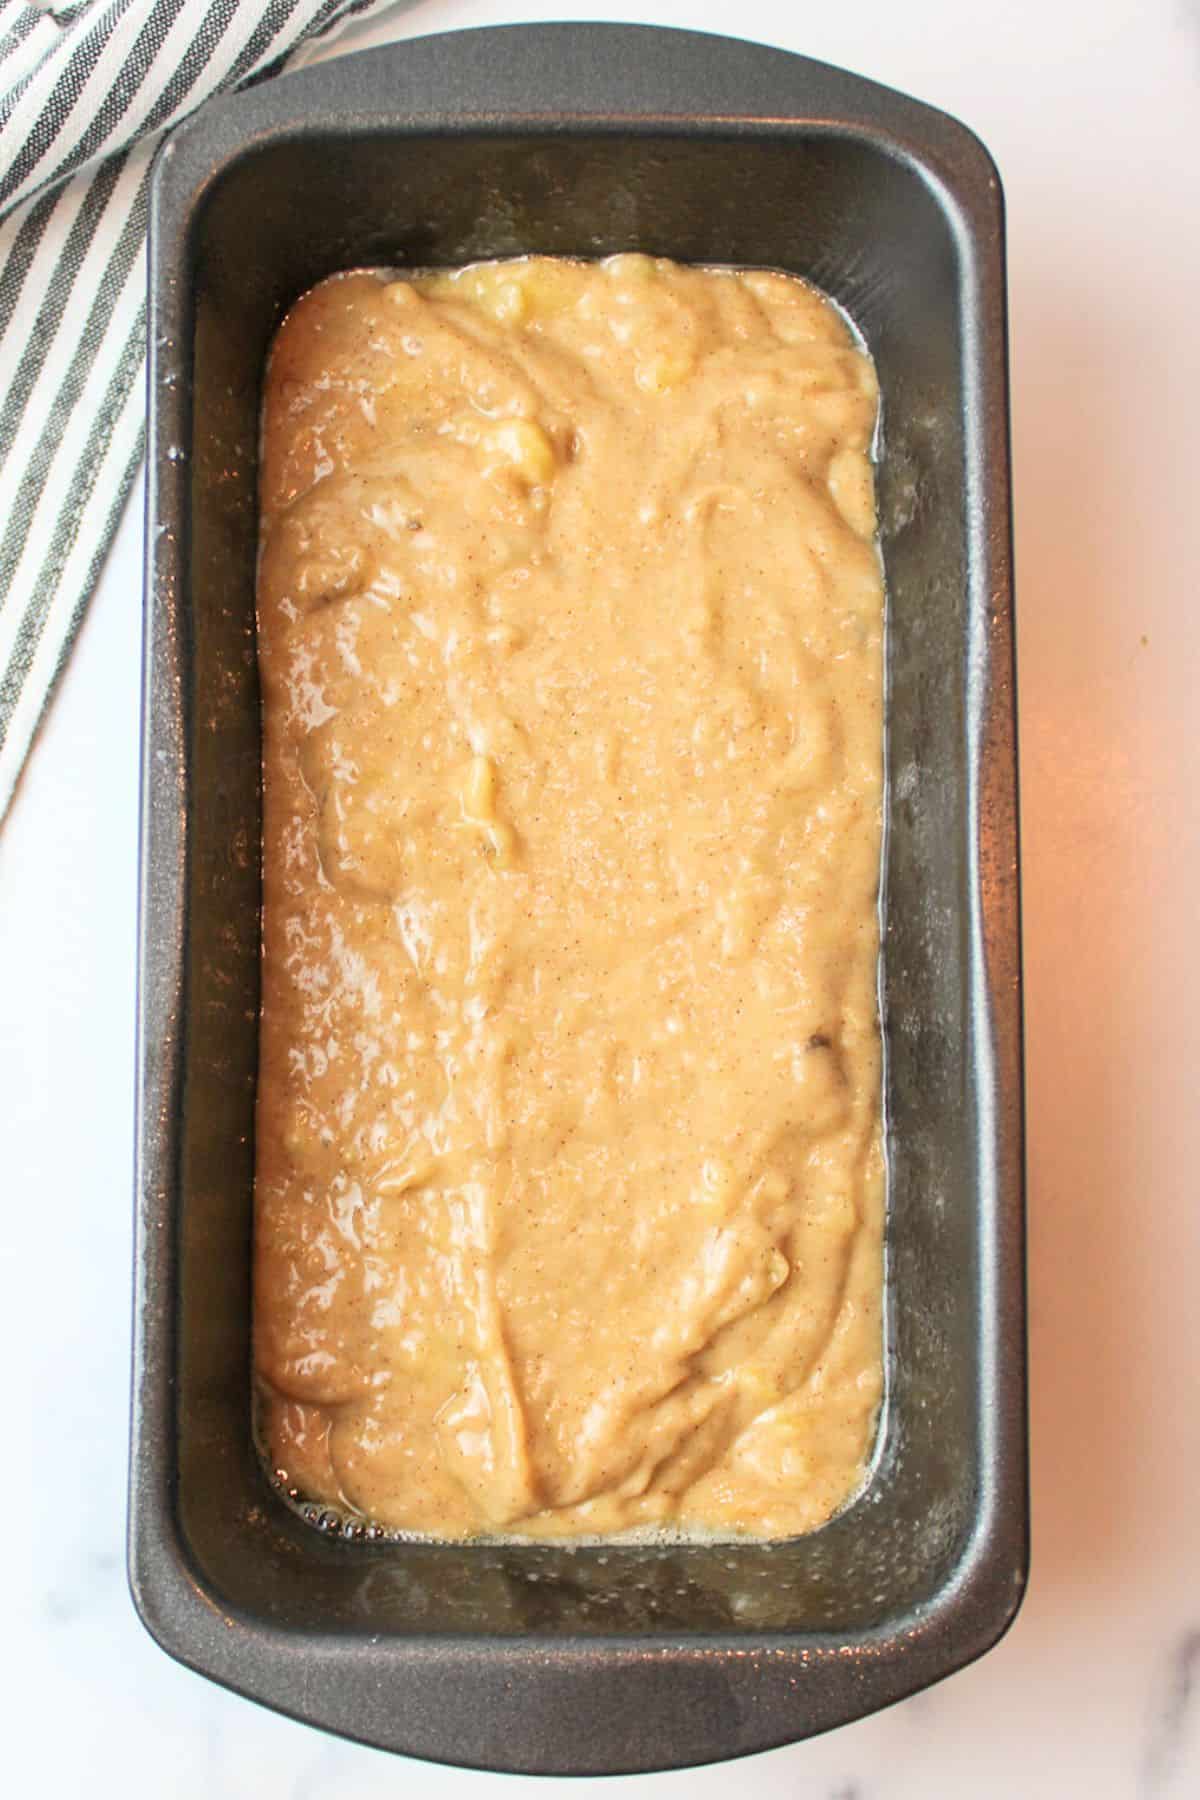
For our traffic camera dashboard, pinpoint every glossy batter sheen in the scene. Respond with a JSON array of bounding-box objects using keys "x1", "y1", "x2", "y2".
[{"x1": 254, "y1": 255, "x2": 885, "y2": 1541}]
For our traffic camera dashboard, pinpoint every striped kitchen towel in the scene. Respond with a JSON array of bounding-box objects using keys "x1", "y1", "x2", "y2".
[{"x1": 0, "y1": 0, "x2": 397, "y2": 823}]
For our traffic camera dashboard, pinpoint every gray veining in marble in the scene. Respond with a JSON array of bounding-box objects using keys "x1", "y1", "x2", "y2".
[{"x1": 1143, "y1": 1630, "x2": 1200, "y2": 1797}]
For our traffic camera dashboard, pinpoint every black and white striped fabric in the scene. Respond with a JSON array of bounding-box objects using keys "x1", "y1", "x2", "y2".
[{"x1": 0, "y1": 0, "x2": 395, "y2": 820}]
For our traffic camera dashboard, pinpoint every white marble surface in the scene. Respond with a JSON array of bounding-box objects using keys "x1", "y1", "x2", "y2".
[{"x1": 5, "y1": 0, "x2": 1200, "y2": 1792}]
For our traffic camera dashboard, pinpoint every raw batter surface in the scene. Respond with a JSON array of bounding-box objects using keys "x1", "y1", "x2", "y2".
[{"x1": 254, "y1": 255, "x2": 885, "y2": 1539}]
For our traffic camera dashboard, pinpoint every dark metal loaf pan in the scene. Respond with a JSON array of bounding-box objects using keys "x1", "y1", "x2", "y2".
[{"x1": 132, "y1": 22, "x2": 1025, "y2": 1776}]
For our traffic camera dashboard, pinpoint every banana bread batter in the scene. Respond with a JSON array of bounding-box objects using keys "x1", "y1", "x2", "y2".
[{"x1": 254, "y1": 254, "x2": 885, "y2": 1539}]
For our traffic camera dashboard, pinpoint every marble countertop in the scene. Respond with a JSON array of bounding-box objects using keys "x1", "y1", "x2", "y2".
[{"x1": 6, "y1": 1, "x2": 1199, "y2": 1793}]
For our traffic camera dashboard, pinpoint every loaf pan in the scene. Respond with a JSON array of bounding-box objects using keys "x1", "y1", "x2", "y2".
[{"x1": 132, "y1": 22, "x2": 1025, "y2": 1775}]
